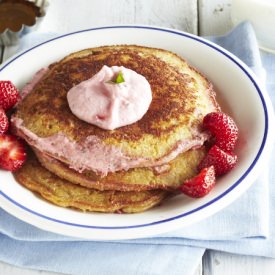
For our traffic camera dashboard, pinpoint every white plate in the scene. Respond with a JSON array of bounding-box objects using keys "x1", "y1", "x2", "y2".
[{"x1": 0, "y1": 26, "x2": 273, "y2": 240}]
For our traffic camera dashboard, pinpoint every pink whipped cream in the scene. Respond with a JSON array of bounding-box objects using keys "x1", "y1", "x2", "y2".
[
  {"x1": 67, "y1": 65, "x2": 152, "y2": 130},
  {"x1": 11, "y1": 117, "x2": 209, "y2": 176}
]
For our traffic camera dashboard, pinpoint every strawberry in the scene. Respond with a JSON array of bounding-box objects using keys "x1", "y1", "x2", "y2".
[
  {"x1": 0, "y1": 135, "x2": 27, "y2": 171},
  {"x1": 0, "y1": 81, "x2": 20, "y2": 111},
  {"x1": 180, "y1": 166, "x2": 215, "y2": 198},
  {"x1": 203, "y1": 112, "x2": 238, "y2": 151},
  {"x1": 0, "y1": 108, "x2": 9, "y2": 134},
  {"x1": 198, "y1": 145, "x2": 237, "y2": 176}
]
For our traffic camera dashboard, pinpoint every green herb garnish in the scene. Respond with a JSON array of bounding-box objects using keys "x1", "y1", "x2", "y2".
[
  {"x1": 106, "y1": 71, "x2": 125, "y2": 84},
  {"x1": 114, "y1": 71, "x2": 125, "y2": 83}
]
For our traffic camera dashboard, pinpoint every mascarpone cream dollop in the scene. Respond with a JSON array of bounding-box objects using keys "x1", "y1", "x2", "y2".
[{"x1": 67, "y1": 65, "x2": 152, "y2": 130}]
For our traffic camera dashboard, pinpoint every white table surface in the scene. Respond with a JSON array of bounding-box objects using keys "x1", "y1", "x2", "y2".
[{"x1": 1, "y1": 0, "x2": 274, "y2": 274}]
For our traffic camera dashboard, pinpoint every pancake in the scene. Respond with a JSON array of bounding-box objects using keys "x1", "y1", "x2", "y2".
[
  {"x1": 12, "y1": 45, "x2": 220, "y2": 176},
  {"x1": 14, "y1": 152, "x2": 170, "y2": 213},
  {"x1": 35, "y1": 147, "x2": 206, "y2": 191}
]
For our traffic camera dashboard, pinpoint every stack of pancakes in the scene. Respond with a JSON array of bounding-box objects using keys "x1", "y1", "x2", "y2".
[{"x1": 12, "y1": 45, "x2": 220, "y2": 213}]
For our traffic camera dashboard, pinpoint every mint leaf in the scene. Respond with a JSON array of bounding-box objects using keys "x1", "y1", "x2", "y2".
[{"x1": 114, "y1": 71, "x2": 125, "y2": 83}]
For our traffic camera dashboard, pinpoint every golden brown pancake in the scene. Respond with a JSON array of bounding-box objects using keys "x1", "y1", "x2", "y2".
[
  {"x1": 14, "y1": 152, "x2": 170, "y2": 213},
  {"x1": 11, "y1": 45, "x2": 222, "y2": 213},
  {"x1": 35, "y1": 147, "x2": 206, "y2": 191},
  {"x1": 12, "y1": 45, "x2": 220, "y2": 176}
]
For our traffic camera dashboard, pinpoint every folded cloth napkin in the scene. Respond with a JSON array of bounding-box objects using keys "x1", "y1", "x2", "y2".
[{"x1": 0, "y1": 22, "x2": 273, "y2": 275}]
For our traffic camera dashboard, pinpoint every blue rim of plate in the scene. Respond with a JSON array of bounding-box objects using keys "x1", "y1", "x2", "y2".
[{"x1": 0, "y1": 26, "x2": 269, "y2": 230}]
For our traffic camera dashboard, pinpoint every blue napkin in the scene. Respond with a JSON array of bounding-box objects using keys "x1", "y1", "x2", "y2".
[{"x1": 0, "y1": 22, "x2": 273, "y2": 275}]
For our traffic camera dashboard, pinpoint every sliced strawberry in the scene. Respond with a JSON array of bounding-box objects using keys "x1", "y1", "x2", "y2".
[
  {"x1": 180, "y1": 166, "x2": 215, "y2": 198},
  {"x1": 198, "y1": 145, "x2": 237, "y2": 176},
  {"x1": 0, "y1": 135, "x2": 27, "y2": 171},
  {"x1": 0, "y1": 81, "x2": 20, "y2": 111},
  {"x1": 0, "y1": 108, "x2": 9, "y2": 134},
  {"x1": 203, "y1": 112, "x2": 238, "y2": 151}
]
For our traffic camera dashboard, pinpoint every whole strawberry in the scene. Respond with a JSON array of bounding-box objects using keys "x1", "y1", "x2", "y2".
[
  {"x1": 203, "y1": 112, "x2": 238, "y2": 152},
  {"x1": 0, "y1": 108, "x2": 9, "y2": 134},
  {"x1": 180, "y1": 166, "x2": 215, "y2": 198},
  {"x1": 198, "y1": 145, "x2": 237, "y2": 176},
  {"x1": 0, "y1": 81, "x2": 20, "y2": 111},
  {"x1": 0, "y1": 134, "x2": 27, "y2": 171}
]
